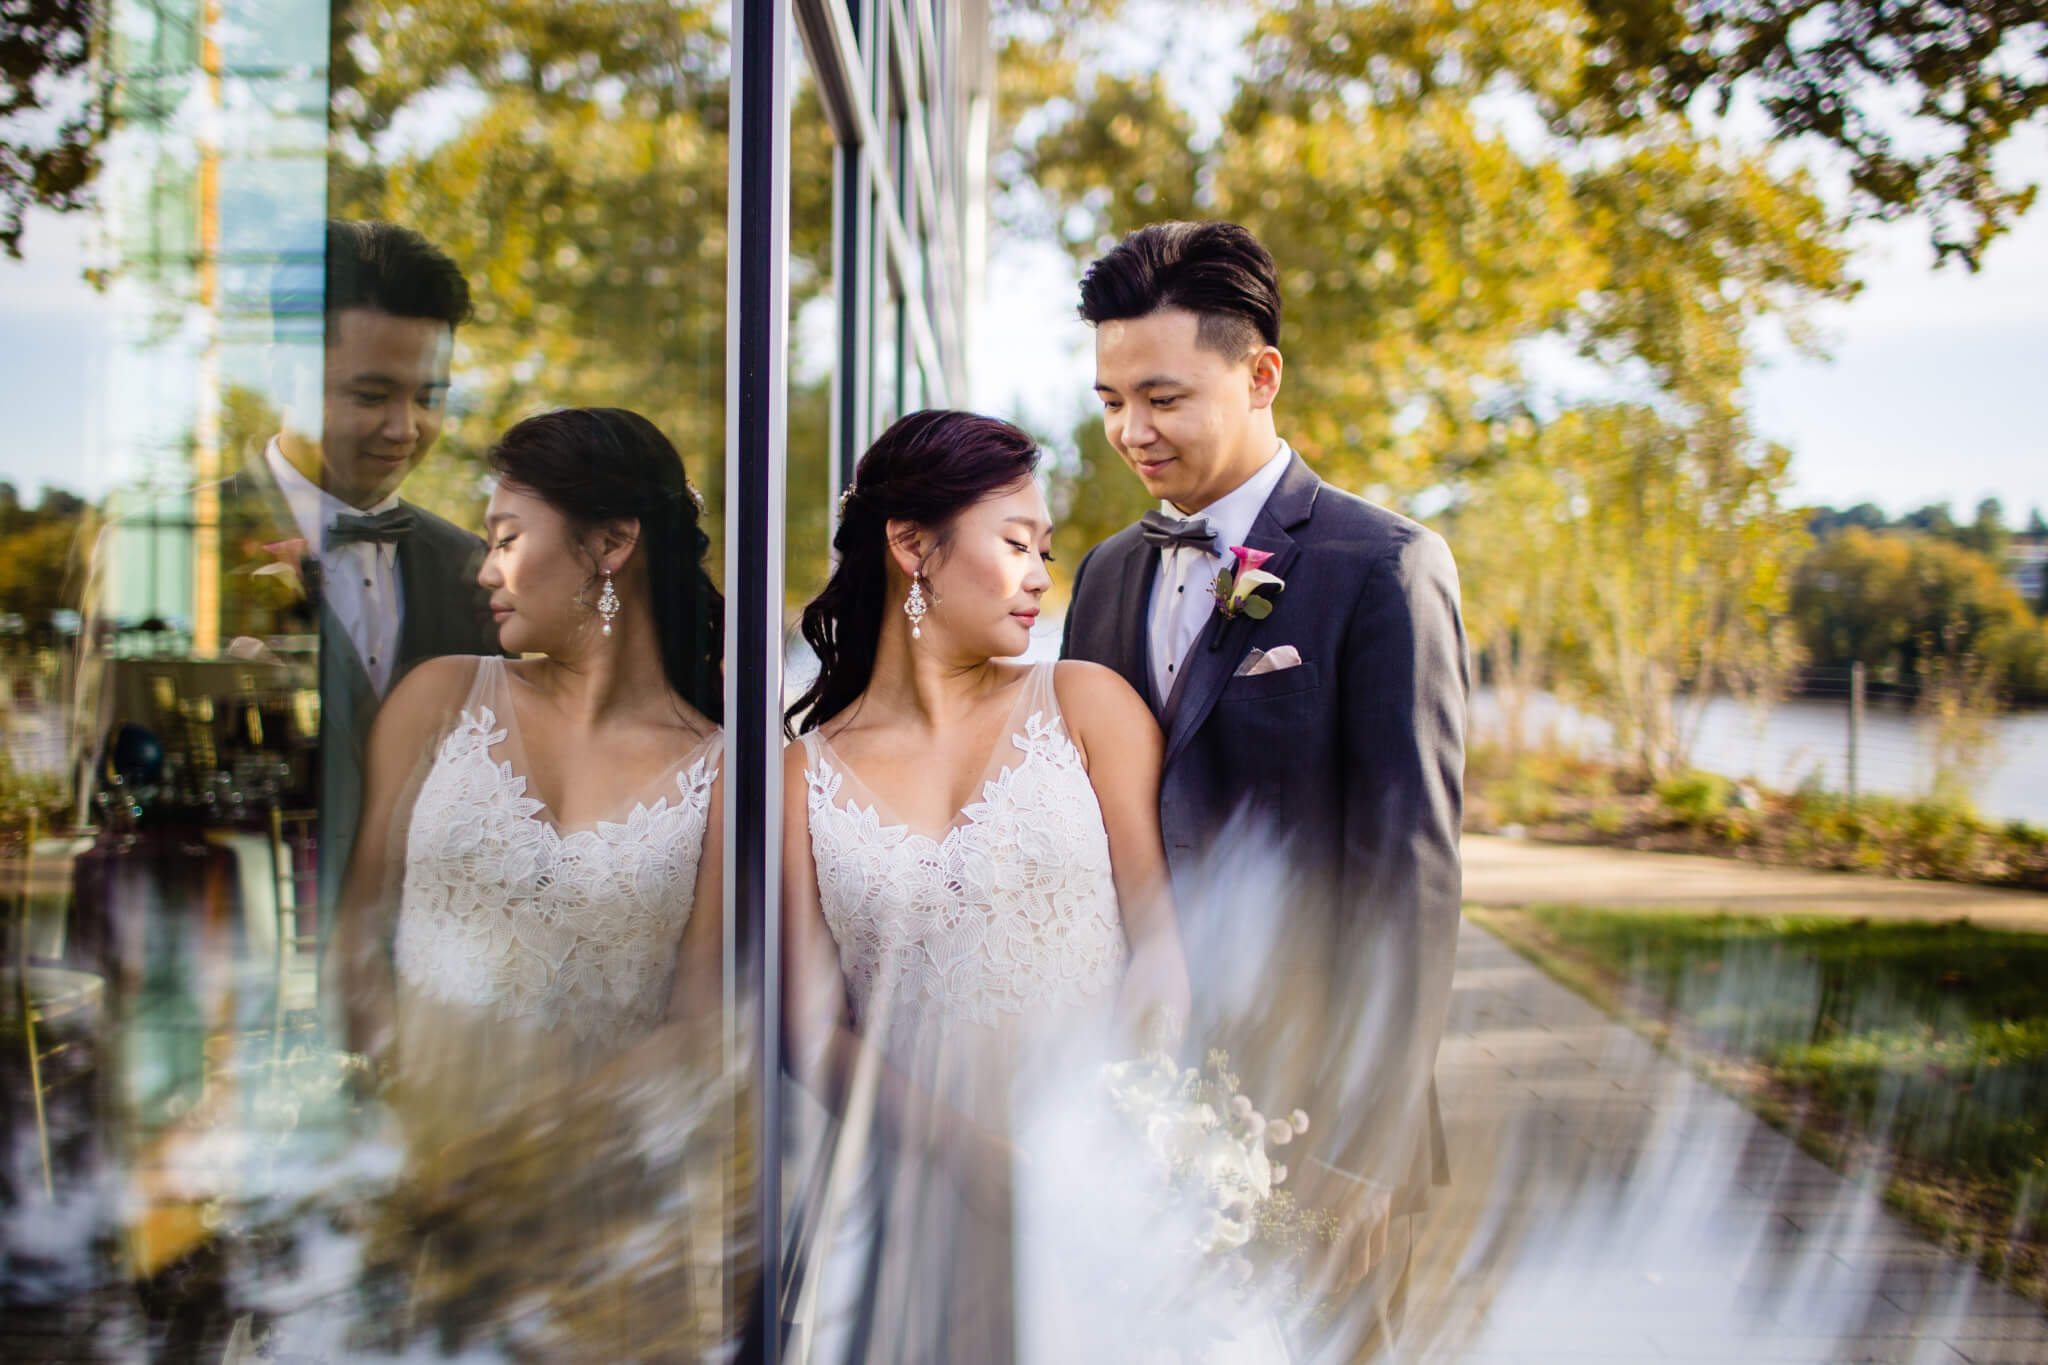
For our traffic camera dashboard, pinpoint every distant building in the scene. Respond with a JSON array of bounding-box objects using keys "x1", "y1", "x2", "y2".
[{"x1": 2007, "y1": 537, "x2": 2048, "y2": 604}]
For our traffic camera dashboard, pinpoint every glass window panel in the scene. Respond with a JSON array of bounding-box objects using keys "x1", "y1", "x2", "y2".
[{"x1": 2, "y1": 1, "x2": 748, "y2": 1353}]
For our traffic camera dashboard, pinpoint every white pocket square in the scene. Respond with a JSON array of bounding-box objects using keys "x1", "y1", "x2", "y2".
[{"x1": 1234, "y1": 644, "x2": 1303, "y2": 677}]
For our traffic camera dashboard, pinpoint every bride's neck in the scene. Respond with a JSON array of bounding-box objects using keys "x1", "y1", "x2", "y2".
[
  {"x1": 530, "y1": 608, "x2": 669, "y2": 724},
  {"x1": 866, "y1": 623, "x2": 1004, "y2": 729}
]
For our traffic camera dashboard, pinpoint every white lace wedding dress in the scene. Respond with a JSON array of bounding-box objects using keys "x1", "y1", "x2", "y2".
[
  {"x1": 390, "y1": 655, "x2": 721, "y2": 1146},
  {"x1": 797, "y1": 661, "x2": 1130, "y2": 1364}
]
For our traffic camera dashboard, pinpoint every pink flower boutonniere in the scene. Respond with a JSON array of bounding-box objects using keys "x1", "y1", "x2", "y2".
[
  {"x1": 239, "y1": 538, "x2": 311, "y2": 601},
  {"x1": 1212, "y1": 545, "x2": 1284, "y2": 623}
]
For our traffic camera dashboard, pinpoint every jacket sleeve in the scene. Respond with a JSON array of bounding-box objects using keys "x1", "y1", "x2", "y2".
[{"x1": 1316, "y1": 525, "x2": 1468, "y2": 1200}]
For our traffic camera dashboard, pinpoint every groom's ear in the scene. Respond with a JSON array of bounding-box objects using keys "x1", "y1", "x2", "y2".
[{"x1": 1248, "y1": 346, "x2": 1283, "y2": 411}]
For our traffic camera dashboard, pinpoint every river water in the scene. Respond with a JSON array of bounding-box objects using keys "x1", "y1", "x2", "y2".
[
  {"x1": 1015, "y1": 621, "x2": 2047, "y2": 825},
  {"x1": 1471, "y1": 688, "x2": 2047, "y2": 826}
]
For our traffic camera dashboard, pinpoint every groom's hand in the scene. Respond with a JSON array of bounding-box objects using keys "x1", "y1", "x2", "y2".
[{"x1": 1306, "y1": 1166, "x2": 1394, "y2": 1291}]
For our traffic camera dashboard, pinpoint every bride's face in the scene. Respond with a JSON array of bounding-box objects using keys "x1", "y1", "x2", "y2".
[
  {"x1": 479, "y1": 482, "x2": 605, "y2": 656},
  {"x1": 915, "y1": 478, "x2": 1054, "y2": 660}
]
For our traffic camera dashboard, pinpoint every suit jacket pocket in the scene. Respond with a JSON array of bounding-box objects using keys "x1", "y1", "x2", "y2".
[{"x1": 1217, "y1": 659, "x2": 1321, "y2": 703}]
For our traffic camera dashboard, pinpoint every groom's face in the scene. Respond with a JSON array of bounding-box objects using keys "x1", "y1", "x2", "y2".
[
  {"x1": 283, "y1": 305, "x2": 455, "y2": 509},
  {"x1": 1093, "y1": 306, "x2": 1269, "y2": 514}
]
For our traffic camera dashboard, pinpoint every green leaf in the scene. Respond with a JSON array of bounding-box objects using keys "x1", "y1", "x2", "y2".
[{"x1": 1242, "y1": 596, "x2": 1274, "y2": 620}]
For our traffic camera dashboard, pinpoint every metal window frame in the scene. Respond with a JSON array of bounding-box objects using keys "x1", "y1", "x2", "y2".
[{"x1": 726, "y1": 3, "x2": 988, "y2": 1360}]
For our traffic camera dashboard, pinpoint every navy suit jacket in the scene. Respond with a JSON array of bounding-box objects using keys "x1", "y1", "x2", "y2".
[
  {"x1": 1061, "y1": 452, "x2": 1467, "y2": 1206},
  {"x1": 220, "y1": 454, "x2": 499, "y2": 941}
]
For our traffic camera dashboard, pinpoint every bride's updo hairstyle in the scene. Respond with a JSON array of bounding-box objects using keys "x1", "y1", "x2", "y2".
[
  {"x1": 787, "y1": 409, "x2": 1040, "y2": 735},
  {"x1": 487, "y1": 407, "x2": 724, "y2": 723}
]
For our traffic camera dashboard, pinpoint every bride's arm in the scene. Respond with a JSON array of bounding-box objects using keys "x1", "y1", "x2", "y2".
[
  {"x1": 330, "y1": 654, "x2": 477, "y2": 1061},
  {"x1": 1055, "y1": 661, "x2": 1191, "y2": 1053},
  {"x1": 666, "y1": 757, "x2": 724, "y2": 1042}
]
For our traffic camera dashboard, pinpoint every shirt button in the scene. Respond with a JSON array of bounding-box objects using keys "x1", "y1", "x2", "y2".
[
  {"x1": 369, "y1": 655, "x2": 379, "y2": 666},
  {"x1": 362, "y1": 578, "x2": 372, "y2": 587}
]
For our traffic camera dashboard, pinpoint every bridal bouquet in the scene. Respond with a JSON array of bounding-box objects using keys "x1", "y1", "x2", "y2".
[{"x1": 1100, "y1": 1048, "x2": 1337, "y2": 1297}]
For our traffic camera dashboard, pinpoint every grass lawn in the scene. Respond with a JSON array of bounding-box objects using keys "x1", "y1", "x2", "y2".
[{"x1": 1467, "y1": 905, "x2": 2048, "y2": 1306}]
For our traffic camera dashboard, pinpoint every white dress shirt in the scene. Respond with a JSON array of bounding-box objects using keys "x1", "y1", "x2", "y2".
[
  {"x1": 1146, "y1": 440, "x2": 1295, "y2": 705},
  {"x1": 265, "y1": 438, "x2": 406, "y2": 698}
]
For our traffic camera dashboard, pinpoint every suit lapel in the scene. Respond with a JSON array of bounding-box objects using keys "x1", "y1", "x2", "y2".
[
  {"x1": 1109, "y1": 534, "x2": 1162, "y2": 714},
  {"x1": 1160, "y1": 455, "x2": 1320, "y2": 772},
  {"x1": 394, "y1": 510, "x2": 442, "y2": 674}
]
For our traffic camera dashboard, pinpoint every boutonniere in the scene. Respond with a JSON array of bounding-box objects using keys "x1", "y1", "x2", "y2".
[
  {"x1": 1212, "y1": 545, "x2": 1284, "y2": 624},
  {"x1": 237, "y1": 538, "x2": 311, "y2": 601}
]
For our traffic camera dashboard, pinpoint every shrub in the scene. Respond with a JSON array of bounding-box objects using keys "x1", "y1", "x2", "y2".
[{"x1": 1655, "y1": 770, "x2": 1733, "y2": 828}]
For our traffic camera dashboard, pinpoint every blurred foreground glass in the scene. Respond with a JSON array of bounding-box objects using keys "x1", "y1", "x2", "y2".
[{"x1": 2, "y1": 2, "x2": 753, "y2": 1358}]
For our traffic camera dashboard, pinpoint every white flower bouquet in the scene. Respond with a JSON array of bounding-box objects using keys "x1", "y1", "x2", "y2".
[{"x1": 1099, "y1": 1047, "x2": 1337, "y2": 1303}]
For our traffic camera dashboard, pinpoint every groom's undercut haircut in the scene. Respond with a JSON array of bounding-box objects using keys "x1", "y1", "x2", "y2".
[
  {"x1": 319, "y1": 219, "x2": 474, "y2": 336},
  {"x1": 1077, "y1": 220, "x2": 1281, "y2": 362}
]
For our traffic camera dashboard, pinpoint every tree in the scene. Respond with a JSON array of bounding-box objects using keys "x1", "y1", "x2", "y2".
[
  {"x1": 1573, "y1": 0, "x2": 2048, "y2": 270},
  {"x1": 1808, "y1": 502, "x2": 1889, "y2": 538},
  {"x1": 0, "y1": 483, "x2": 92, "y2": 638},
  {"x1": 1235, "y1": 0, "x2": 2048, "y2": 269},
  {"x1": 330, "y1": 0, "x2": 835, "y2": 589},
  {"x1": 0, "y1": 0, "x2": 104, "y2": 258},
  {"x1": 1957, "y1": 496, "x2": 2012, "y2": 562},
  {"x1": 1019, "y1": 0, "x2": 1854, "y2": 499},
  {"x1": 1542, "y1": 405, "x2": 1809, "y2": 777},
  {"x1": 1009, "y1": 1, "x2": 1852, "y2": 772},
  {"x1": 331, "y1": 0, "x2": 738, "y2": 535},
  {"x1": 1791, "y1": 527, "x2": 2048, "y2": 699},
  {"x1": 1440, "y1": 429, "x2": 1578, "y2": 758}
]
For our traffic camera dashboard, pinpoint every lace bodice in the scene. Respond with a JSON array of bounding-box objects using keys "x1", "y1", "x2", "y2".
[
  {"x1": 802, "y1": 663, "x2": 1128, "y2": 1043},
  {"x1": 394, "y1": 657, "x2": 719, "y2": 1049}
]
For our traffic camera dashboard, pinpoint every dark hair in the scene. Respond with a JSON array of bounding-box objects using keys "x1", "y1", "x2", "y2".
[
  {"x1": 488, "y1": 408, "x2": 723, "y2": 724},
  {"x1": 322, "y1": 219, "x2": 473, "y2": 330},
  {"x1": 1077, "y1": 220, "x2": 1282, "y2": 359},
  {"x1": 786, "y1": 410, "x2": 1040, "y2": 735}
]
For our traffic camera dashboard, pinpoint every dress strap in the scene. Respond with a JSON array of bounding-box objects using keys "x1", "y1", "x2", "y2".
[
  {"x1": 1025, "y1": 659, "x2": 1064, "y2": 726},
  {"x1": 457, "y1": 652, "x2": 506, "y2": 717}
]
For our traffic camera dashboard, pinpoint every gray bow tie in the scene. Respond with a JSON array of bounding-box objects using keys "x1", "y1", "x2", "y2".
[
  {"x1": 327, "y1": 507, "x2": 416, "y2": 548},
  {"x1": 1139, "y1": 508, "x2": 1218, "y2": 553}
]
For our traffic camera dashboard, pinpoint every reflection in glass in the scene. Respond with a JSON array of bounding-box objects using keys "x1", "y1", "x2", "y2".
[{"x1": 4, "y1": 1, "x2": 748, "y2": 1357}]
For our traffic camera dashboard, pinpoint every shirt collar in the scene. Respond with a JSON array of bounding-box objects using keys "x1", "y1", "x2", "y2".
[
  {"x1": 265, "y1": 436, "x2": 402, "y2": 553},
  {"x1": 1162, "y1": 439, "x2": 1295, "y2": 555}
]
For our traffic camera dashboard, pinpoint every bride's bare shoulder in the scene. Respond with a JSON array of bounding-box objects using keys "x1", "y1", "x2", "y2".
[
  {"x1": 372, "y1": 655, "x2": 485, "y2": 744},
  {"x1": 1050, "y1": 660, "x2": 1156, "y2": 738}
]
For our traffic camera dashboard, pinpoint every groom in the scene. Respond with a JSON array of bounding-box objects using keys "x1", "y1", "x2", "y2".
[
  {"x1": 221, "y1": 219, "x2": 499, "y2": 947},
  {"x1": 1060, "y1": 221, "x2": 1467, "y2": 1328}
]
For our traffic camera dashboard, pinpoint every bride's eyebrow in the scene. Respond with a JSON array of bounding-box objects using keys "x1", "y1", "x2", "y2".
[
  {"x1": 1001, "y1": 515, "x2": 1050, "y2": 534},
  {"x1": 484, "y1": 511, "x2": 522, "y2": 529}
]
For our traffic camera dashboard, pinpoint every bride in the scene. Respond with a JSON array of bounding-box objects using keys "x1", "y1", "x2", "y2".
[
  {"x1": 781, "y1": 409, "x2": 1192, "y2": 1363},
  {"x1": 331, "y1": 406, "x2": 732, "y2": 1354}
]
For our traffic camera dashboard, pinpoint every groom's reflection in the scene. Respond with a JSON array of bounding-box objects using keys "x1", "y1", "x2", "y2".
[{"x1": 230, "y1": 219, "x2": 499, "y2": 947}]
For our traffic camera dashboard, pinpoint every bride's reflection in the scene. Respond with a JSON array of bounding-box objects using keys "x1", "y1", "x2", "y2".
[{"x1": 320, "y1": 407, "x2": 745, "y2": 1358}]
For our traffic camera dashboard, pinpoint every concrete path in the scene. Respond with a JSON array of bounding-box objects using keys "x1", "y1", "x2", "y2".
[
  {"x1": 1463, "y1": 834, "x2": 2048, "y2": 932},
  {"x1": 1405, "y1": 919, "x2": 2047, "y2": 1362}
]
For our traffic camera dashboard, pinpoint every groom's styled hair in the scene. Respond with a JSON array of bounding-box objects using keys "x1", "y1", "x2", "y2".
[
  {"x1": 270, "y1": 220, "x2": 474, "y2": 342},
  {"x1": 1077, "y1": 221, "x2": 1282, "y2": 360}
]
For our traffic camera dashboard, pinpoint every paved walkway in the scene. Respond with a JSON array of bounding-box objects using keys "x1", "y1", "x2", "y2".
[
  {"x1": 1406, "y1": 919, "x2": 2047, "y2": 1362},
  {"x1": 1463, "y1": 834, "x2": 2048, "y2": 932}
]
